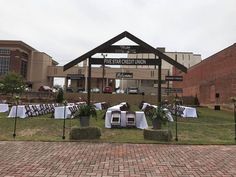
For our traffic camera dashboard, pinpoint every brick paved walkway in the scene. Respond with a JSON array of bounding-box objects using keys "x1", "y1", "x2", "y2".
[{"x1": 0, "y1": 142, "x2": 235, "y2": 177}]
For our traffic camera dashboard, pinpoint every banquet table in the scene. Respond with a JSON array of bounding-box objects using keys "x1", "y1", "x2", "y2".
[
  {"x1": 0, "y1": 103, "x2": 9, "y2": 112},
  {"x1": 141, "y1": 103, "x2": 157, "y2": 110},
  {"x1": 105, "y1": 111, "x2": 148, "y2": 129},
  {"x1": 67, "y1": 103, "x2": 75, "y2": 106},
  {"x1": 54, "y1": 106, "x2": 72, "y2": 119},
  {"x1": 94, "y1": 102, "x2": 103, "y2": 110},
  {"x1": 8, "y1": 105, "x2": 27, "y2": 118},
  {"x1": 179, "y1": 106, "x2": 197, "y2": 118},
  {"x1": 107, "y1": 102, "x2": 128, "y2": 111},
  {"x1": 107, "y1": 104, "x2": 123, "y2": 111},
  {"x1": 76, "y1": 101, "x2": 86, "y2": 106}
]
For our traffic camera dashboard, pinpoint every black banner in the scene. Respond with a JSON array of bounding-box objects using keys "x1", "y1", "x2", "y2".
[
  {"x1": 91, "y1": 58, "x2": 160, "y2": 65},
  {"x1": 165, "y1": 76, "x2": 183, "y2": 81},
  {"x1": 67, "y1": 74, "x2": 84, "y2": 80},
  {"x1": 164, "y1": 88, "x2": 183, "y2": 93}
]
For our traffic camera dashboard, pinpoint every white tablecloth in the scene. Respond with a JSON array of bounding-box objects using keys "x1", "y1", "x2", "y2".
[
  {"x1": 180, "y1": 106, "x2": 197, "y2": 118},
  {"x1": 105, "y1": 111, "x2": 148, "y2": 129},
  {"x1": 107, "y1": 102, "x2": 129, "y2": 111},
  {"x1": 141, "y1": 103, "x2": 157, "y2": 110},
  {"x1": 120, "y1": 102, "x2": 127, "y2": 106},
  {"x1": 76, "y1": 101, "x2": 86, "y2": 105},
  {"x1": 54, "y1": 106, "x2": 72, "y2": 119},
  {"x1": 107, "y1": 105, "x2": 123, "y2": 111},
  {"x1": 94, "y1": 103, "x2": 102, "y2": 110},
  {"x1": 0, "y1": 104, "x2": 9, "y2": 112},
  {"x1": 163, "y1": 108, "x2": 174, "y2": 122},
  {"x1": 8, "y1": 105, "x2": 27, "y2": 118},
  {"x1": 68, "y1": 103, "x2": 75, "y2": 106}
]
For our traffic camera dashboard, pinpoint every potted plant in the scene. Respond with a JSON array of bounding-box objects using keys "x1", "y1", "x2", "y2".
[
  {"x1": 74, "y1": 104, "x2": 97, "y2": 127},
  {"x1": 145, "y1": 106, "x2": 168, "y2": 129},
  {"x1": 144, "y1": 106, "x2": 172, "y2": 141}
]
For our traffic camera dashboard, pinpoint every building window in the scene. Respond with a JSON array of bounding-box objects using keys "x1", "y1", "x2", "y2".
[
  {"x1": 0, "y1": 56, "x2": 10, "y2": 75},
  {"x1": 21, "y1": 60, "x2": 27, "y2": 78},
  {"x1": 150, "y1": 70, "x2": 154, "y2": 77},
  {"x1": 0, "y1": 48, "x2": 10, "y2": 55}
]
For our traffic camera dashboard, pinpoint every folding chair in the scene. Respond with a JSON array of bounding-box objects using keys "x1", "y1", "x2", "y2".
[
  {"x1": 73, "y1": 105, "x2": 78, "y2": 112},
  {"x1": 144, "y1": 105, "x2": 156, "y2": 117},
  {"x1": 32, "y1": 105, "x2": 42, "y2": 116},
  {"x1": 25, "y1": 105, "x2": 35, "y2": 117},
  {"x1": 177, "y1": 106, "x2": 185, "y2": 116},
  {"x1": 49, "y1": 104, "x2": 55, "y2": 118},
  {"x1": 39, "y1": 104, "x2": 47, "y2": 115},
  {"x1": 69, "y1": 106, "x2": 77, "y2": 118},
  {"x1": 120, "y1": 105, "x2": 128, "y2": 111},
  {"x1": 43, "y1": 104, "x2": 50, "y2": 114},
  {"x1": 49, "y1": 104, "x2": 55, "y2": 113}
]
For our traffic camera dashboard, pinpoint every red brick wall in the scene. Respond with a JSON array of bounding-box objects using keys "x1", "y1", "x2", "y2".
[
  {"x1": 9, "y1": 50, "x2": 21, "y2": 73},
  {"x1": 9, "y1": 49, "x2": 29, "y2": 76},
  {"x1": 173, "y1": 43, "x2": 236, "y2": 104}
]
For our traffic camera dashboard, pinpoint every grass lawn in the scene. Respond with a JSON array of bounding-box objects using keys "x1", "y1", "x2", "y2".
[{"x1": 0, "y1": 107, "x2": 235, "y2": 144}]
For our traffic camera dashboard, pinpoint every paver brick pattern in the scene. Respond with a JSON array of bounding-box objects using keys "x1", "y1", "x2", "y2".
[{"x1": 0, "y1": 141, "x2": 235, "y2": 177}]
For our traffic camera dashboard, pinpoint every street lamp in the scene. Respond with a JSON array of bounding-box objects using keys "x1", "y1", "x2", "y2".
[
  {"x1": 101, "y1": 53, "x2": 107, "y2": 93},
  {"x1": 62, "y1": 100, "x2": 67, "y2": 140},
  {"x1": 13, "y1": 95, "x2": 20, "y2": 139},
  {"x1": 174, "y1": 96, "x2": 181, "y2": 141}
]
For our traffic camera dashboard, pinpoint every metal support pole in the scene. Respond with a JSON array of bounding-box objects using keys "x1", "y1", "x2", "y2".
[
  {"x1": 62, "y1": 101, "x2": 67, "y2": 140},
  {"x1": 101, "y1": 53, "x2": 107, "y2": 93},
  {"x1": 87, "y1": 58, "x2": 91, "y2": 105},
  {"x1": 175, "y1": 97, "x2": 178, "y2": 141},
  {"x1": 102, "y1": 64, "x2": 105, "y2": 92},
  {"x1": 167, "y1": 70, "x2": 170, "y2": 96},
  {"x1": 158, "y1": 58, "x2": 162, "y2": 106},
  {"x1": 13, "y1": 103, "x2": 18, "y2": 139}
]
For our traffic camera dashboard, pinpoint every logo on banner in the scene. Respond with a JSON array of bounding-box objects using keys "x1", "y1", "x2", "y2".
[{"x1": 116, "y1": 72, "x2": 133, "y2": 79}]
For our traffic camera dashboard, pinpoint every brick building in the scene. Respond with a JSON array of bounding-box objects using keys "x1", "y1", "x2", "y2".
[
  {"x1": 173, "y1": 43, "x2": 236, "y2": 105},
  {"x1": 125, "y1": 49, "x2": 201, "y2": 95},
  {"x1": 0, "y1": 40, "x2": 58, "y2": 90}
]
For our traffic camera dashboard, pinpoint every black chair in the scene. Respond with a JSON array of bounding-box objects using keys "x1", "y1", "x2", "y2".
[
  {"x1": 69, "y1": 106, "x2": 77, "y2": 118},
  {"x1": 32, "y1": 105, "x2": 42, "y2": 116},
  {"x1": 39, "y1": 104, "x2": 47, "y2": 114},
  {"x1": 144, "y1": 105, "x2": 156, "y2": 117},
  {"x1": 139, "y1": 101, "x2": 145, "y2": 110},
  {"x1": 25, "y1": 105, "x2": 34, "y2": 117}
]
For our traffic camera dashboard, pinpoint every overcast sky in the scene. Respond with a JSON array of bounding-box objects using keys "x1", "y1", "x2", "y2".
[{"x1": 0, "y1": 0, "x2": 235, "y2": 65}]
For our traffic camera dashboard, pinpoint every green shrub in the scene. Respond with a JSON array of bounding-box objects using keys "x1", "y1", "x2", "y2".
[
  {"x1": 143, "y1": 129, "x2": 172, "y2": 141},
  {"x1": 56, "y1": 88, "x2": 64, "y2": 103},
  {"x1": 74, "y1": 104, "x2": 97, "y2": 117},
  {"x1": 69, "y1": 126, "x2": 101, "y2": 140}
]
